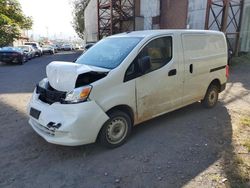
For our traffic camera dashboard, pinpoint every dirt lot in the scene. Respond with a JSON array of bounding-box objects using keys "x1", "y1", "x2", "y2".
[{"x1": 0, "y1": 52, "x2": 249, "y2": 188}]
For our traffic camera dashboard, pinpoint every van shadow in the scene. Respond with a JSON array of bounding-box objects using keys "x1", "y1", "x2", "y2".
[
  {"x1": 221, "y1": 59, "x2": 250, "y2": 106},
  {"x1": 0, "y1": 100, "x2": 232, "y2": 188}
]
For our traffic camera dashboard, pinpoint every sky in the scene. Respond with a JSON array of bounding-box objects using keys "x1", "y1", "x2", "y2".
[{"x1": 19, "y1": 0, "x2": 78, "y2": 40}]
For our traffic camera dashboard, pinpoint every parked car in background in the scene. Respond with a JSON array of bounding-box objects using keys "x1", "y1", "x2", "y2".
[
  {"x1": 24, "y1": 42, "x2": 43, "y2": 57},
  {"x1": 51, "y1": 45, "x2": 59, "y2": 53},
  {"x1": 0, "y1": 47, "x2": 28, "y2": 65},
  {"x1": 62, "y1": 44, "x2": 73, "y2": 51},
  {"x1": 74, "y1": 44, "x2": 80, "y2": 50},
  {"x1": 56, "y1": 44, "x2": 63, "y2": 51},
  {"x1": 42, "y1": 45, "x2": 55, "y2": 55},
  {"x1": 16, "y1": 45, "x2": 36, "y2": 60}
]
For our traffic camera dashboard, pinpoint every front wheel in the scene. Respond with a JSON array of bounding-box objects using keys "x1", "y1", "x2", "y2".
[
  {"x1": 99, "y1": 110, "x2": 132, "y2": 148},
  {"x1": 201, "y1": 85, "x2": 219, "y2": 108},
  {"x1": 18, "y1": 56, "x2": 25, "y2": 65}
]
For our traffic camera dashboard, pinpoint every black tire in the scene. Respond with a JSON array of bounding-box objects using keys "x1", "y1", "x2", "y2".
[
  {"x1": 201, "y1": 84, "x2": 219, "y2": 108},
  {"x1": 99, "y1": 110, "x2": 132, "y2": 148},
  {"x1": 18, "y1": 56, "x2": 25, "y2": 65}
]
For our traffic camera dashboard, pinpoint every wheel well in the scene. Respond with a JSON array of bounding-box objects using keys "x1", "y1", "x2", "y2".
[
  {"x1": 96, "y1": 105, "x2": 135, "y2": 142},
  {"x1": 106, "y1": 105, "x2": 134, "y2": 125},
  {"x1": 209, "y1": 79, "x2": 221, "y2": 92}
]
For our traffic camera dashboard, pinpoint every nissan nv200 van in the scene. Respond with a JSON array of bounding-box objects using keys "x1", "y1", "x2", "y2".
[{"x1": 28, "y1": 30, "x2": 228, "y2": 148}]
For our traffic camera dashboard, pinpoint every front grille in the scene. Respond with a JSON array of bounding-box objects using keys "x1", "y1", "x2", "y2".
[{"x1": 36, "y1": 84, "x2": 66, "y2": 104}]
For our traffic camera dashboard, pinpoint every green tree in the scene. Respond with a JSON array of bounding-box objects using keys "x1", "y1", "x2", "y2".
[
  {"x1": 72, "y1": 0, "x2": 90, "y2": 39},
  {"x1": 0, "y1": 0, "x2": 33, "y2": 47}
]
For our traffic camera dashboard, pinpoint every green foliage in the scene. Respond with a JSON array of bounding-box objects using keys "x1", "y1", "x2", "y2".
[
  {"x1": 0, "y1": 0, "x2": 33, "y2": 47},
  {"x1": 72, "y1": 0, "x2": 90, "y2": 39}
]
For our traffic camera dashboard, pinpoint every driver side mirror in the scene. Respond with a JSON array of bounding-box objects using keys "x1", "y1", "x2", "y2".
[{"x1": 138, "y1": 56, "x2": 151, "y2": 74}]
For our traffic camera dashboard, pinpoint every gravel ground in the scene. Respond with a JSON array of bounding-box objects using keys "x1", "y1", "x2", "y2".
[{"x1": 0, "y1": 51, "x2": 249, "y2": 188}]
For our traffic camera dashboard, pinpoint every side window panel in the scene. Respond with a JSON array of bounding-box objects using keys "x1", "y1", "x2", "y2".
[
  {"x1": 124, "y1": 36, "x2": 172, "y2": 82},
  {"x1": 141, "y1": 36, "x2": 172, "y2": 72}
]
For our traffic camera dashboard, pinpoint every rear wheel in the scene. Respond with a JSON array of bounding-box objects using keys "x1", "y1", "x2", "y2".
[
  {"x1": 201, "y1": 84, "x2": 219, "y2": 108},
  {"x1": 99, "y1": 110, "x2": 132, "y2": 148}
]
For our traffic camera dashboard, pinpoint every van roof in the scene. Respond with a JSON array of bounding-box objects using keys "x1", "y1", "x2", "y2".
[{"x1": 110, "y1": 29, "x2": 224, "y2": 38}]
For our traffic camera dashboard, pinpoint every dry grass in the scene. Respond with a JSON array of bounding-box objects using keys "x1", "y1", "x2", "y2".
[
  {"x1": 240, "y1": 117, "x2": 250, "y2": 127},
  {"x1": 224, "y1": 113, "x2": 250, "y2": 187},
  {"x1": 223, "y1": 53, "x2": 250, "y2": 187},
  {"x1": 243, "y1": 140, "x2": 250, "y2": 152}
]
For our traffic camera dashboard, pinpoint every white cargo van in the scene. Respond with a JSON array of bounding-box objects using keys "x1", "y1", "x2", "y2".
[{"x1": 28, "y1": 30, "x2": 229, "y2": 148}]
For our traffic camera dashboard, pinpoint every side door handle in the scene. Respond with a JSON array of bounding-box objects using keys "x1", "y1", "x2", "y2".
[
  {"x1": 168, "y1": 69, "x2": 177, "y2": 76},
  {"x1": 189, "y1": 64, "x2": 193, "y2": 73}
]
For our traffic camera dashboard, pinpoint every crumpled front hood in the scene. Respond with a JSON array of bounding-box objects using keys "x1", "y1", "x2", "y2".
[{"x1": 46, "y1": 61, "x2": 109, "y2": 92}]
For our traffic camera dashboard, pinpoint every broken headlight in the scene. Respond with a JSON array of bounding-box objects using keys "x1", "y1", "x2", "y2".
[{"x1": 63, "y1": 85, "x2": 92, "y2": 104}]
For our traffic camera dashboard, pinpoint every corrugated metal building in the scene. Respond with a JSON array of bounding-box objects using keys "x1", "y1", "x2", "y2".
[
  {"x1": 84, "y1": 0, "x2": 250, "y2": 52},
  {"x1": 187, "y1": 0, "x2": 250, "y2": 52},
  {"x1": 241, "y1": 0, "x2": 250, "y2": 51}
]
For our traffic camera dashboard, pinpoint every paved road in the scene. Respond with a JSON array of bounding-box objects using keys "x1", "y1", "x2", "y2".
[{"x1": 0, "y1": 51, "x2": 234, "y2": 187}]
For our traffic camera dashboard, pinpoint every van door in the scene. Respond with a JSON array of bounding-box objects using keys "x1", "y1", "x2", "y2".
[
  {"x1": 130, "y1": 35, "x2": 183, "y2": 122},
  {"x1": 181, "y1": 34, "x2": 211, "y2": 104}
]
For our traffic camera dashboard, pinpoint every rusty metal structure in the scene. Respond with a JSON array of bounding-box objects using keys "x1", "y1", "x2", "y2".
[
  {"x1": 205, "y1": 0, "x2": 245, "y2": 55},
  {"x1": 97, "y1": 0, "x2": 135, "y2": 40}
]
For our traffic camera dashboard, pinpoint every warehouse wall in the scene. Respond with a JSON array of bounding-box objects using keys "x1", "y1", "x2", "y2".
[
  {"x1": 187, "y1": 0, "x2": 240, "y2": 31},
  {"x1": 160, "y1": 0, "x2": 188, "y2": 29},
  {"x1": 241, "y1": 0, "x2": 250, "y2": 52},
  {"x1": 83, "y1": 0, "x2": 249, "y2": 52},
  {"x1": 84, "y1": 0, "x2": 98, "y2": 43},
  {"x1": 139, "y1": 0, "x2": 160, "y2": 30},
  {"x1": 187, "y1": 0, "x2": 250, "y2": 52},
  {"x1": 187, "y1": 0, "x2": 206, "y2": 29}
]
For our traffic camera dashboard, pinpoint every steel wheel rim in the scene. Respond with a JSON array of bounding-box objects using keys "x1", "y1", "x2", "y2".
[
  {"x1": 209, "y1": 90, "x2": 217, "y2": 105},
  {"x1": 106, "y1": 117, "x2": 128, "y2": 144}
]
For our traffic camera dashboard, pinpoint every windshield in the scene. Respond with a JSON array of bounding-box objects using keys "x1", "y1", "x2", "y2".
[
  {"x1": 75, "y1": 37, "x2": 142, "y2": 69},
  {"x1": 0, "y1": 47, "x2": 19, "y2": 51},
  {"x1": 18, "y1": 46, "x2": 29, "y2": 50}
]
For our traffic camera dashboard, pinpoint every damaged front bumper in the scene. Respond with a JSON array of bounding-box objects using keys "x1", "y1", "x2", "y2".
[{"x1": 27, "y1": 91, "x2": 109, "y2": 146}]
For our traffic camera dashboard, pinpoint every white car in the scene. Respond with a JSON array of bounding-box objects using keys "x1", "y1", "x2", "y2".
[
  {"x1": 16, "y1": 45, "x2": 36, "y2": 59},
  {"x1": 24, "y1": 42, "x2": 43, "y2": 56},
  {"x1": 28, "y1": 30, "x2": 228, "y2": 148},
  {"x1": 62, "y1": 44, "x2": 73, "y2": 51},
  {"x1": 42, "y1": 45, "x2": 55, "y2": 55}
]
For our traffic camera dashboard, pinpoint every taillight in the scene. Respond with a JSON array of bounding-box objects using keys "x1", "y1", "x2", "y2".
[{"x1": 226, "y1": 65, "x2": 229, "y2": 79}]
